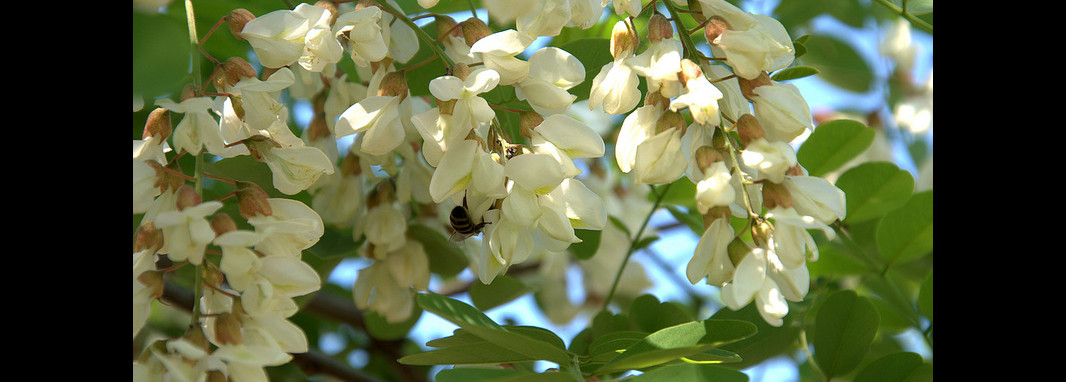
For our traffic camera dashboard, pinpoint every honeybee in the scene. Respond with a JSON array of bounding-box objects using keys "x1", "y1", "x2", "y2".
[{"x1": 449, "y1": 196, "x2": 490, "y2": 242}]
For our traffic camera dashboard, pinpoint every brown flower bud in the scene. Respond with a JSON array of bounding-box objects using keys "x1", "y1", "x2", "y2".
[
  {"x1": 340, "y1": 151, "x2": 363, "y2": 176},
  {"x1": 704, "y1": 16, "x2": 731, "y2": 44},
  {"x1": 225, "y1": 9, "x2": 256, "y2": 40},
  {"x1": 241, "y1": 135, "x2": 280, "y2": 162},
  {"x1": 647, "y1": 13, "x2": 674, "y2": 42},
  {"x1": 694, "y1": 145, "x2": 722, "y2": 173},
  {"x1": 677, "y1": 59, "x2": 704, "y2": 86},
  {"x1": 236, "y1": 181, "x2": 272, "y2": 219},
  {"x1": 450, "y1": 62, "x2": 471, "y2": 81},
  {"x1": 737, "y1": 71, "x2": 772, "y2": 100},
  {"x1": 137, "y1": 270, "x2": 165, "y2": 300},
  {"x1": 656, "y1": 110, "x2": 687, "y2": 135},
  {"x1": 143, "y1": 107, "x2": 172, "y2": 140},
  {"x1": 214, "y1": 312, "x2": 244, "y2": 346},
  {"x1": 175, "y1": 185, "x2": 202, "y2": 211},
  {"x1": 133, "y1": 222, "x2": 164, "y2": 254},
  {"x1": 210, "y1": 213, "x2": 238, "y2": 236},
  {"x1": 735, "y1": 114, "x2": 764, "y2": 145},
  {"x1": 217, "y1": 57, "x2": 258, "y2": 92},
  {"x1": 761, "y1": 181, "x2": 793, "y2": 210},
  {"x1": 180, "y1": 83, "x2": 198, "y2": 101},
  {"x1": 436, "y1": 15, "x2": 461, "y2": 40},
  {"x1": 461, "y1": 17, "x2": 491, "y2": 46},
  {"x1": 519, "y1": 111, "x2": 544, "y2": 140},
  {"x1": 610, "y1": 20, "x2": 638, "y2": 59},
  {"x1": 377, "y1": 71, "x2": 409, "y2": 100},
  {"x1": 643, "y1": 89, "x2": 669, "y2": 110}
]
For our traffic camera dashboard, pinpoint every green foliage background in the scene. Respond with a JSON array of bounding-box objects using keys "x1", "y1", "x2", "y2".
[{"x1": 133, "y1": 0, "x2": 932, "y2": 381}]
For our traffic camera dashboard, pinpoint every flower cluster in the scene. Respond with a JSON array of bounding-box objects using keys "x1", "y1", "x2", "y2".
[{"x1": 135, "y1": 0, "x2": 852, "y2": 378}]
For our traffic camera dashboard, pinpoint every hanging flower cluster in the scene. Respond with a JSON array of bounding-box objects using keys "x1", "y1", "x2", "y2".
[{"x1": 134, "y1": 0, "x2": 852, "y2": 379}]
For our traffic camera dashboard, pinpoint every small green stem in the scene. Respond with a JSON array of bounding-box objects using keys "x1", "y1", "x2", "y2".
[
  {"x1": 603, "y1": 183, "x2": 673, "y2": 309},
  {"x1": 185, "y1": 0, "x2": 205, "y2": 329},
  {"x1": 872, "y1": 0, "x2": 933, "y2": 34},
  {"x1": 374, "y1": 0, "x2": 456, "y2": 69}
]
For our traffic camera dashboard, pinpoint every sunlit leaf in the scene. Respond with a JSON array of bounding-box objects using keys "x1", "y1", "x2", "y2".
[
  {"x1": 813, "y1": 290, "x2": 880, "y2": 379},
  {"x1": 797, "y1": 119, "x2": 875, "y2": 177},
  {"x1": 876, "y1": 190, "x2": 933, "y2": 264},
  {"x1": 836, "y1": 162, "x2": 914, "y2": 223}
]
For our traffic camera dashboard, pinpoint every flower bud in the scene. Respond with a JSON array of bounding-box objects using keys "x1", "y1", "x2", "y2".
[
  {"x1": 519, "y1": 110, "x2": 544, "y2": 140},
  {"x1": 656, "y1": 110, "x2": 687, "y2": 135},
  {"x1": 213, "y1": 312, "x2": 244, "y2": 346},
  {"x1": 702, "y1": 205, "x2": 731, "y2": 227},
  {"x1": 735, "y1": 113, "x2": 764, "y2": 145},
  {"x1": 644, "y1": 89, "x2": 669, "y2": 110},
  {"x1": 142, "y1": 107, "x2": 171, "y2": 140},
  {"x1": 133, "y1": 222, "x2": 164, "y2": 253},
  {"x1": 610, "y1": 20, "x2": 638, "y2": 59},
  {"x1": 694, "y1": 145, "x2": 722, "y2": 173},
  {"x1": 461, "y1": 17, "x2": 492, "y2": 46},
  {"x1": 704, "y1": 16, "x2": 731, "y2": 44},
  {"x1": 216, "y1": 57, "x2": 258, "y2": 92},
  {"x1": 136, "y1": 270, "x2": 165, "y2": 300},
  {"x1": 450, "y1": 62, "x2": 471, "y2": 81},
  {"x1": 175, "y1": 185, "x2": 202, "y2": 211},
  {"x1": 180, "y1": 83, "x2": 198, "y2": 101},
  {"x1": 677, "y1": 59, "x2": 704, "y2": 86},
  {"x1": 224, "y1": 9, "x2": 255, "y2": 40},
  {"x1": 340, "y1": 151, "x2": 363, "y2": 176},
  {"x1": 436, "y1": 15, "x2": 461, "y2": 40},
  {"x1": 145, "y1": 160, "x2": 185, "y2": 193},
  {"x1": 235, "y1": 181, "x2": 272, "y2": 218},
  {"x1": 761, "y1": 181, "x2": 793, "y2": 209},
  {"x1": 647, "y1": 13, "x2": 674, "y2": 42},
  {"x1": 210, "y1": 213, "x2": 238, "y2": 236},
  {"x1": 377, "y1": 71, "x2": 409, "y2": 101},
  {"x1": 737, "y1": 71, "x2": 772, "y2": 100}
]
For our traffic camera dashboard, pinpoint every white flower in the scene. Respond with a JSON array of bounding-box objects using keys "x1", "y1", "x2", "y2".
[
  {"x1": 429, "y1": 68, "x2": 500, "y2": 136},
  {"x1": 505, "y1": 152, "x2": 566, "y2": 195},
  {"x1": 720, "y1": 247, "x2": 790, "y2": 327},
  {"x1": 483, "y1": 0, "x2": 535, "y2": 26},
  {"x1": 782, "y1": 175, "x2": 847, "y2": 225},
  {"x1": 547, "y1": 178, "x2": 607, "y2": 230},
  {"x1": 247, "y1": 198, "x2": 325, "y2": 258},
  {"x1": 607, "y1": 0, "x2": 642, "y2": 18},
  {"x1": 765, "y1": 206, "x2": 833, "y2": 269},
  {"x1": 515, "y1": 47, "x2": 585, "y2": 115},
  {"x1": 710, "y1": 14, "x2": 794, "y2": 80},
  {"x1": 480, "y1": 210, "x2": 534, "y2": 284},
  {"x1": 378, "y1": 0, "x2": 420, "y2": 64},
  {"x1": 470, "y1": 30, "x2": 534, "y2": 85},
  {"x1": 697, "y1": 0, "x2": 758, "y2": 31},
  {"x1": 615, "y1": 104, "x2": 660, "y2": 174},
  {"x1": 569, "y1": 0, "x2": 605, "y2": 29},
  {"x1": 312, "y1": 174, "x2": 365, "y2": 228},
  {"x1": 630, "y1": 37, "x2": 684, "y2": 98},
  {"x1": 670, "y1": 72, "x2": 724, "y2": 126},
  {"x1": 153, "y1": 201, "x2": 223, "y2": 265},
  {"x1": 333, "y1": 6, "x2": 388, "y2": 67},
  {"x1": 354, "y1": 260, "x2": 417, "y2": 323},
  {"x1": 530, "y1": 114, "x2": 605, "y2": 178},
  {"x1": 588, "y1": 58, "x2": 641, "y2": 115},
  {"x1": 704, "y1": 63, "x2": 750, "y2": 123},
  {"x1": 740, "y1": 137, "x2": 797, "y2": 183},
  {"x1": 750, "y1": 82, "x2": 814, "y2": 143},
  {"x1": 232, "y1": 67, "x2": 295, "y2": 136},
  {"x1": 428, "y1": 139, "x2": 505, "y2": 204},
  {"x1": 263, "y1": 145, "x2": 335, "y2": 195},
  {"x1": 215, "y1": 230, "x2": 263, "y2": 291},
  {"x1": 239, "y1": 8, "x2": 312, "y2": 68},
  {"x1": 296, "y1": 3, "x2": 343, "y2": 72},
  {"x1": 364, "y1": 203, "x2": 408, "y2": 259},
  {"x1": 154, "y1": 97, "x2": 232, "y2": 157},
  {"x1": 695, "y1": 161, "x2": 735, "y2": 214},
  {"x1": 517, "y1": 0, "x2": 572, "y2": 38},
  {"x1": 133, "y1": 160, "x2": 158, "y2": 214},
  {"x1": 687, "y1": 217, "x2": 735, "y2": 286},
  {"x1": 632, "y1": 123, "x2": 688, "y2": 185},
  {"x1": 335, "y1": 94, "x2": 406, "y2": 156}
]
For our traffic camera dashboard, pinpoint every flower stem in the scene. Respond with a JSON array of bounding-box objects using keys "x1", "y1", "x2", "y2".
[
  {"x1": 374, "y1": 0, "x2": 456, "y2": 69},
  {"x1": 603, "y1": 182, "x2": 673, "y2": 310},
  {"x1": 185, "y1": 0, "x2": 205, "y2": 329},
  {"x1": 661, "y1": 0, "x2": 703, "y2": 64},
  {"x1": 872, "y1": 0, "x2": 933, "y2": 34}
]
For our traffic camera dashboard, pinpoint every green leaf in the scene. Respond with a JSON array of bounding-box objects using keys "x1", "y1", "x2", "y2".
[
  {"x1": 408, "y1": 224, "x2": 469, "y2": 278},
  {"x1": 626, "y1": 363, "x2": 749, "y2": 382},
  {"x1": 918, "y1": 271, "x2": 933, "y2": 322},
  {"x1": 628, "y1": 294, "x2": 695, "y2": 333},
  {"x1": 876, "y1": 190, "x2": 933, "y2": 264},
  {"x1": 594, "y1": 319, "x2": 757, "y2": 375},
  {"x1": 133, "y1": 10, "x2": 191, "y2": 100},
  {"x1": 650, "y1": 177, "x2": 697, "y2": 208},
  {"x1": 797, "y1": 34, "x2": 873, "y2": 93},
  {"x1": 436, "y1": 367, "x2": 576, "y2": 382},
  {"x1": 569, "y1": 228, "x2": 603, "y2": 260},
  {"x1": 414, "y1": 293, "x2": 572, "y2": 365},
  {"x1": 364, "y1": 305, "x2": 422, "y2": 341},
  {"x1": 854, "y1": 352, "x2": 932, "y2": 382},
  {"x1": 470, "y1": 275, "x2": 532, "y2": 311},
  {"x1": 555, "y1": 38, "x2": 612, "y2": 103},
  {"x1": 710, "y1": 303, "x2": 801, "y2": 369},
  {"x1": 836, "y1": 162, "x2": 914, "y2": 223},
  {"x1": 771, "y1": 65, "x2": 820, "y2": 82},
  {"x1": 812, "y1": 290, "x2": 881, "y2": 379},
  {"x1": 796, "y1": 119, "x2": 876, "y2": 177},
  {"x1": 399, "y1": 339, "x2": 540, "y2": 366}
]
